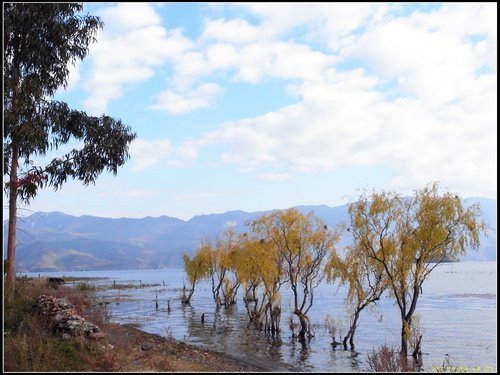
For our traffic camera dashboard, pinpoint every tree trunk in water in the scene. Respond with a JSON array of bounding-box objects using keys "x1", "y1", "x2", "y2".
[
  {"x1": 343, "y1": 308, "x2": 361, "y2": 350},
  {"x1": 6, "y1": 145, "x2": 19, "y2": 297},
  {"x1": 401, "y1": 318, "x2": 409, "y2": 356},
  {"x1": 412, "y1": 334, "x2": 422, "y2": 360},
  {"x1": 182, "y1": 284, "x2": 195, "y2": 305},
  {"x1": 297, "y1": 312, "x2": 309, "y2": 339}
]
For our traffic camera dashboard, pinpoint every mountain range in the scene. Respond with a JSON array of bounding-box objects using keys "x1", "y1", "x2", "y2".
[{"x1": 3, "y1": 198, "x2": 496, "y2": 272}]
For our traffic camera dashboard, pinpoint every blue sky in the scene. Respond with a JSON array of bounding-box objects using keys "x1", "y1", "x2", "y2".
[{"x1": 9, "y1": 2, "x2": 497, "y2": 220}]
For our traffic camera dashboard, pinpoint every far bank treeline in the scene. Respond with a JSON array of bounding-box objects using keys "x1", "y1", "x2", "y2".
[{"x1": 182, "y1": 183, "x2": 487, "y2": 358}]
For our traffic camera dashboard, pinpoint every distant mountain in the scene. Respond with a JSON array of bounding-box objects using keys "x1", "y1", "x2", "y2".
[
  {"x1": 461, "y1": 198, "x2": 497, "y2": 261},
  {"x1": 3, "y1": 198, "x2": 496, "y2": 271}
]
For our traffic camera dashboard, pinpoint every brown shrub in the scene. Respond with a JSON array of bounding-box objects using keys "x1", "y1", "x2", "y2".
[{"x1": 367, "y1": 344, "x2": 419, "y2": 372}]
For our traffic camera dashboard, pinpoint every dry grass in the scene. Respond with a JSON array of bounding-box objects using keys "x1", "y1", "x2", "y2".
[
  {"x1": 4, "y1": 275, "x2": 265, "y2": 372},
  {"x1": 3, "y1": 276, "x2": 111, "y2": 371},
  {"x1": 109, "y1": 281, "x2": 161, "y2": 289},
  {"x1": 366, "y1": 344, "x2": 419, "y2": 372}
]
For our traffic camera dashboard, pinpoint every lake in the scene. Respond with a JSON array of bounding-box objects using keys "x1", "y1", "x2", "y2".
[{"x1": 24, "y1": 261, "x2": 497, "y2": 372}]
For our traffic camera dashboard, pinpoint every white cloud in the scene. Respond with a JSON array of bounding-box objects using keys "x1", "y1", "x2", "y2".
[
  {"x1": 341, "y1": 3, "x2": 497, "y2": 108},
  {"x1": 150, "y1": 83, "x2": 223, "y2": 115},
  {"x1": 83, "y1": 3, "x2": 192, "y2": 114},
  {"x1": 84, "y1": 3, "x2": 495, "y2": 200},
  {"x1": 168, "y1": 40, "x2": 336, "y2": 89},
  {"x1": 201, "y1": 18, "x2": 259, "y2": 43},
  {"x1": 198, "y1": 56, "x2": 495, "y2": 196},
  {"x1": 98, "y1": 3, "x2": 162, "y2": 32},
  {"x1": 234, "y1": 3, "x2": 385, "y2": 48},
  {"x1": 206, "y1": 43, "x2": 239, "y2": 70},
  {"x1": 170, "y1": 3, "x2": 494, "y2": 199},
  {"x1": 235, "y1": 42, "x2": 337, "y2": 83},
  {"x1": 129, "y1": 138, "x2": 173, "y2": 172},
  {"x1": 167, "y1": 140, "x2": 203, "y2": 168}
]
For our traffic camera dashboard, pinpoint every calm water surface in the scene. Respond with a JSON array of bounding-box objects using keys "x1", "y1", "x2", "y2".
[{"x1": 26, "y1": 261, "x2": 497, "y2": 372}]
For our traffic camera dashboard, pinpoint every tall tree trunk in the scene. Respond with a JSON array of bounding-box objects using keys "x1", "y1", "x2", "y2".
[
  {"x1": 6, "y1": 62, "x2": 20, "y2": 298},
  {"x1": 6, "y1": 144, "x2": 19, "y2": 297}
]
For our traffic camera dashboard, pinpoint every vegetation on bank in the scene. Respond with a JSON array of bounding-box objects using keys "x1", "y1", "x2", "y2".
[
  {"x1": 4, "y1": 277, "x2": 112, "y2": 371},
  {"x1": 3, "y1": 276, "x2": 265, "y2": 372}
]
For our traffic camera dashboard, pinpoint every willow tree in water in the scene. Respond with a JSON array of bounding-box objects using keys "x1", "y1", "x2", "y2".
[
  {"x1": 209, "y1": 227, "x2": 241, "y2": 309},
  {"x1": 325, "y1": 236, "x2": 387, "y2": 350},
  {"x1": 348, "y1": 183, "x2": 487, "y2": 357},
  {"x1": 241, "y1": 219, "x2": 287, "y2": 334},
  {"x1": 233, "y1": 235, "x2": 266, "y2": 325},
  {"x1": 253, "y1": 208, "x2": 339, "y2": 339},
  {"x1": 4, "y1": 3, "x2": 136, "y2": 295},
  {"x1": 182, "y1": 243, "x2": 211, "y2": 305}
]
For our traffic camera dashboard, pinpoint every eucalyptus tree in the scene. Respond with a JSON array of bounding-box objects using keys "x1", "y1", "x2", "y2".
[
  {"x1": 4, "y1": 3, "x2": 136, "y2": 295},
  {"x1": 348, "y1": 183, "x2": 487, "y2": 356}
]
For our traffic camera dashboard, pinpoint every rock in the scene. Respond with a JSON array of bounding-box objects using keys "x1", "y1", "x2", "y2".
[
  {"x1": 141, "y1": 342, "x2": 154, "y2": 351},
  {"x1": 34, "y1": 294, "x2": 100, "y2": 338}
]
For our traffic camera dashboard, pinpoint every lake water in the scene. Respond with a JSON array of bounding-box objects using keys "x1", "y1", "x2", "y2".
[{"x1": 24, "y1": 261, "x2": 497, "y2": 372}]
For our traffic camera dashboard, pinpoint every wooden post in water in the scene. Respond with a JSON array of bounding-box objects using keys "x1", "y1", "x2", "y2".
[{"x1": 155, "y1": 292, "x2": 159, "y2": 310}]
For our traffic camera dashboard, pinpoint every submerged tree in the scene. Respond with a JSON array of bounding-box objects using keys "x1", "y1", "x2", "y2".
[
  {"x1": 4, "y1": 3, "x2": 136, "y2": 295},
  {"x1": 182, "y1": 244, "x2": 211, "y2": 305},
  {"x1": 234, "y1": 235, "x2": 266, "y2": 325},
  {"x1": 245, "y1": 229, "x2": 286, "y2": 335},
  {"x1": 348, "y1": 183, "x2": 487, "y2": 356},
  {"x1": 209, "y1": 228, "x2": 241, "y2": 309},
  {"x1": 325, "y1": 233, "x2": 387, "y2": 350},
  {"x1": 252, "y1": 208, "x2": 339, "y2": 339}
]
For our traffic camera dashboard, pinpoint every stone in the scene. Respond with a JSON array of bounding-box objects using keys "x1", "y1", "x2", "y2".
[{"x1": 34, "y1": 294, "x2": 100, "y2": 339}]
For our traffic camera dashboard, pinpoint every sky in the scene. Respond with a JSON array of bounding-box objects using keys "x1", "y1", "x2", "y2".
[{"x1": 7, "y1": 2, "x2": 498, "y2": 221}]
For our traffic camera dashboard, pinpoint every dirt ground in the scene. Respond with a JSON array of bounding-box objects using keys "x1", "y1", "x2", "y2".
[{"x1": 93, "y1": 322, "x2": 271, "y2": 372}]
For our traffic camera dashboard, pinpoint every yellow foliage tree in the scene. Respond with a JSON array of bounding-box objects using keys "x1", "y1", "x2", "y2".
[
  {"x1": 252, "y1": 208, "x2": 340, "y2": 339},
  {"x1": 182, "y1": 243, "x2": 211, "y2": 304},
  {"x1": 348, "y1": 183, "x2": 487, "y2": 356},
  {"x1": 233, "y1": 235, "x2": 268, "y2": 326},
  {"x1": 214, "y1": 227, "x2": 241, "y2": 308},
  {"x1": 325, "y1": 238, "x2": 386, "y2": 349}
]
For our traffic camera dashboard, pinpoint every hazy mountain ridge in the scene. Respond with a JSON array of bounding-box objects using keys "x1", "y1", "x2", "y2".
[{"x1": 4, "y1": 198, "x2": 496, "y2": 272}]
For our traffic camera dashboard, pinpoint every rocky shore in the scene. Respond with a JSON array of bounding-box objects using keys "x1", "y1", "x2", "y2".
[{"x1": 32, "y1": 293, "x2": 275, "y2": 372}]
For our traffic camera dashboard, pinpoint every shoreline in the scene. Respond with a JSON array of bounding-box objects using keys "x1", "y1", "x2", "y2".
[{"x1": 97, "y1": 321, "x2": 298, "y2": 372}]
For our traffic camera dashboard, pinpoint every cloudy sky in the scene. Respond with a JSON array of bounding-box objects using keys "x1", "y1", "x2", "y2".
[{"x1": 12, "y1": 2, "x2": 497, "y2": 220}]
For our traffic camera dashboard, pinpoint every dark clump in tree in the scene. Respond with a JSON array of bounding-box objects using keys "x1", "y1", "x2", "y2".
[{"x1": 4, "y1": 3, "x2": 137, "y2": 295}]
